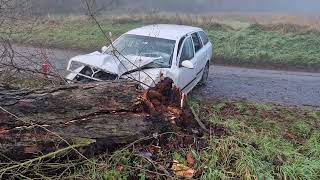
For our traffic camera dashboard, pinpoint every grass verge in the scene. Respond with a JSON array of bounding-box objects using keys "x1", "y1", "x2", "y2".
[
  {"x1": 3, "y1": 98, "x2": 319, "y2": 179},
  {"x1": 8, "y1": 15, "x2": 320, "y2": 72},
  {"x1": 66, "y1": 99, "x2": 320, "y2": 179},
  {"x1": 189, "y1": 99, "x2": 320, "y2": 179}
]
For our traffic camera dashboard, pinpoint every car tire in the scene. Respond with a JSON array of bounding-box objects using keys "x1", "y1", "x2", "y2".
[{"x1": 199, "y1": 62, "x2": 209, "y2": 86}]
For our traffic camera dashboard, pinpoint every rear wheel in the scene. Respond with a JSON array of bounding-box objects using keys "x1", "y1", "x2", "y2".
[{"x1": 199, "y1": 62, "x2": 209, "y2": 86}]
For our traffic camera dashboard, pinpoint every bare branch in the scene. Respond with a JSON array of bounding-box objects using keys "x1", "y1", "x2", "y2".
[{"x1": 82, "y1": 0, "x2": 156, "y2": 87}]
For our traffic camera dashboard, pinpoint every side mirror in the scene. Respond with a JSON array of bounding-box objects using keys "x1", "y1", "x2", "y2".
[
  {"x1": 101, "y1": 46, "x2": 108, "y2": 53},
  {"x1": 181, "y1": 60, "x2": 194, "y2": 69}
]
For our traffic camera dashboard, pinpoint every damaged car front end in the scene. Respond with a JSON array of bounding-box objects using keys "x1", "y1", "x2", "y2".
[{"x1": 66, "y1": 34, "x2": 176, "y2": 88}]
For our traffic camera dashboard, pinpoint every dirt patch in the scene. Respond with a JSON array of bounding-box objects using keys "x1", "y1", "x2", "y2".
[{"x1": 283, "y1": 129, "x2": 307, "y2": 145}]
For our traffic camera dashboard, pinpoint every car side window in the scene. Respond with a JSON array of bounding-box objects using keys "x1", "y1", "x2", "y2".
[
  {"x1": 177, "y1": 36, "x2": 186, "y2": 57},
  {"x1": 191, "y1": 32, "x2": 203, "y2": 52},
  {"x1": 199, "y1": 31, "x2": 209, "y2": 45},
  {"x1": 180, "y1": 37, "x2": 194, "y2": 63}
]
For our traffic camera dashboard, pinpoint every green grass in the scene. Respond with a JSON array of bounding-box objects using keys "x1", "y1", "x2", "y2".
[
  {"x1": 8, "y1": 16, "x2": 320, "y2": 71},
  {"x1": 189, "y1": 99, "x2": 320, "y2": 179},
  {"x1": 210, "y1": 25, "x2": 320, "y2": 68}
]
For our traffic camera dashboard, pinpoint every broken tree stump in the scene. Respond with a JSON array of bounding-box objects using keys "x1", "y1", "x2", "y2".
[{"x1": 0, "y1": 78, "x2": 201, "y2": 159}]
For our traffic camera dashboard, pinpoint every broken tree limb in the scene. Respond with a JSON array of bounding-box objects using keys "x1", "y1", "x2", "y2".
[
  {"x1": 190, "y1": 106, "x2": 210, "y2": 133},
  {"x1": 0, "y1": 78, "x2": 201, "y2": 160}
]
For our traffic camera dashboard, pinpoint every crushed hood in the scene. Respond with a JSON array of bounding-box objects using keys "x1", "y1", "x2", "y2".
[{"x1": 67, "y1": 51, "x2": 160, "y2": 76}]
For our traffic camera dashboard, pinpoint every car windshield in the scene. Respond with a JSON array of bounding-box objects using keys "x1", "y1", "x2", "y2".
[{"x1": 105, "y1": 34, "x2": 176, "y2": 68}]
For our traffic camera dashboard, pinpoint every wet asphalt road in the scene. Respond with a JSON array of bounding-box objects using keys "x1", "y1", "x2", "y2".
[
  {"x1": 191, "y1": 66, "x2": 320, "y2": 107},
  {"x1": 11, "y1": 45, "x2": 320, "y2": 107}
]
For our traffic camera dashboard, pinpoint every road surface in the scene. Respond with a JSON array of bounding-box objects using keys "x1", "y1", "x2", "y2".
[
  {"x1": 191, "y1": 66, "x2": 320, "y2": 107},
  {"x1": 9, "y1": 45, "x2": 320, "y2": 107}
]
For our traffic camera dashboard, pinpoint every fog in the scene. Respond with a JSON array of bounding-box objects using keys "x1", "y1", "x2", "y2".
[
  {"x1": 119, "y1": 0, "x2": 320, "y2": 14},
  {"x1": 29, "y1": 0, "x2": 320, "y2": 15}
]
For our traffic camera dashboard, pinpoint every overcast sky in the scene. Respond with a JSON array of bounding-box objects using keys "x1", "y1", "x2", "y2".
[
  {"x1": 29, "y1": 0, "x2": 320, "y2": 15},
  {"x1": 120, "y1": 0, "x2": 320, "y2": 14}
]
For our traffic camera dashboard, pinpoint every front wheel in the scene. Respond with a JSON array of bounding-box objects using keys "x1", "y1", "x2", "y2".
[{"x1": 199, "y1": 62, "x2": 209, "y2": 86}]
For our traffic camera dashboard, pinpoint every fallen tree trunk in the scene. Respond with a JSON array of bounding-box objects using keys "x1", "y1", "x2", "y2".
[{"x1": 0, "y1": 79, "x2": 201, "y2": 159}]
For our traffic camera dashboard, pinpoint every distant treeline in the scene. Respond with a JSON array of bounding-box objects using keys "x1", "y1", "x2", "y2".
[{"x1": 26, "y1": 0, "x2": 320, "y2": 15}]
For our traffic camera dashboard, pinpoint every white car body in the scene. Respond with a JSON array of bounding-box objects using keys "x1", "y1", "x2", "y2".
[{"x1": 66, "y1": 24, "x2": 213, "y2": 93}]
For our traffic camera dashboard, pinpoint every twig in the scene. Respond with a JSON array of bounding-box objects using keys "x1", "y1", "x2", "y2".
[
  {"x1": 133, "y1": 153, "x2": 174, "y2": 178},
  {"x1": 82, "y1": 0, "x2": 156, "y2": 87},
  {"x1": 0, "y1": 144, "x2": 90, "y2": 176},
  {"x1": 190, "y1": 106, "x2": 210, "y2": 133},
  {"x1": 108, "y1": 132, "x2": 177, "y2": 161}
]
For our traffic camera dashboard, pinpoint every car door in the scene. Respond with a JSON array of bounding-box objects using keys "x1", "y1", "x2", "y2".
[
  {"x1": 176, "y1": 36, "x2": 197, "y2": 93},
  {"x1": 198, "y1": 31, "x2": 212, "y2": 65},
  {"x1": 191, "y1": 32, "x2": 207, "y2": 81}
]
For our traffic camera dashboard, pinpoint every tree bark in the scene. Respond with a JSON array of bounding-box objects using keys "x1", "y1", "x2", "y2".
[{"x1": 0, "y1": 79, "x2": 199, "y2": 159}]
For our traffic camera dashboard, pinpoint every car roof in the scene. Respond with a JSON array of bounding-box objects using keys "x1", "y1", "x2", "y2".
[{"x1": 125, "y1": 24, "x2": 203, "y2": 41}]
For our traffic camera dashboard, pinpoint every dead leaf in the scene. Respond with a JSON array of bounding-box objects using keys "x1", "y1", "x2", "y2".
[
  {"x1": 0, "y1": 128, "x2": 9, "y2": 138},
  {"x1": 283, "y1": 129, "x2": 306, "y2": 145},
  {"x1": 187, "y1": 150, "x2": 195, "y2": 167},
  {"x1": 148, "y1": 145, "x2": 161, "y2": 153},
  {"x1": 284, "y1": 129, "x2": 295, "y2": 140},
  {"x1": 167, "y1": 106, "x2": 182, "y2": 116},
  {"x1": 172, "y1": 160, "x2": 196, "y2": 178},
  {"x1": 116, "y1": 165, "x2": 124, "y2": 172}
]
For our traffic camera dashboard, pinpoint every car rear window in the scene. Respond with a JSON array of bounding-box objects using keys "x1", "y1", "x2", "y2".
[
  {"x1": 199, "y1": 31, "x2": 209, "y2": 45},
  {"x1": 191, "y1": 33, "x2": 203, "y2": 52}
]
